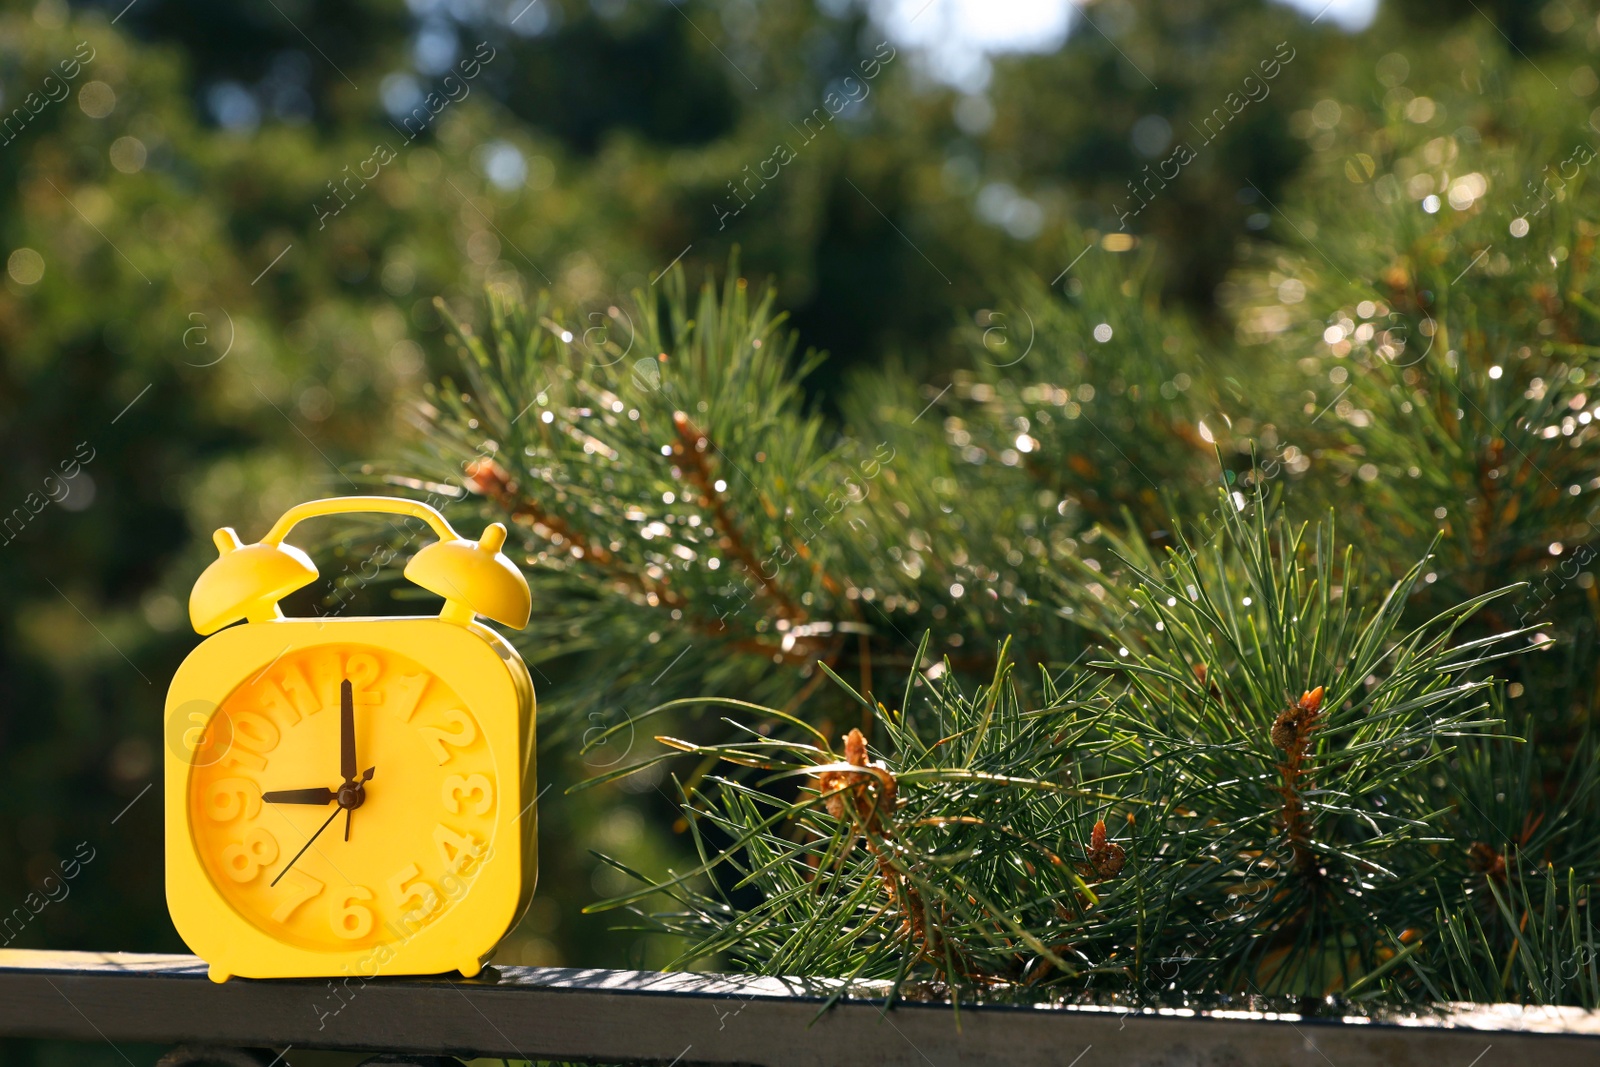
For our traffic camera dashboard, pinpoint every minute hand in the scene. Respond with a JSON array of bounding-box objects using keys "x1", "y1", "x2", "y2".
[{"x1": 340, "y1": 678, "x2": 356, "y2": 783}]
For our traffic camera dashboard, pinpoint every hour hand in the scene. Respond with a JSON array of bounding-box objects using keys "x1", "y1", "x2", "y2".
[{"x1": 262, "y1": 786, "x2": 336, "y2": 805}]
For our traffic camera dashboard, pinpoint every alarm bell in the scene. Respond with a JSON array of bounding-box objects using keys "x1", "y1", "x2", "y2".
[
  {"x1": 405, "y1": 522, "x2": 531, "y2": 629},
  {"x1": 187, "y1": 496, "x2": 532, "y2": 634},
  {"x1": 189, "y1": 528, "x2": 319, "y2": 633}
]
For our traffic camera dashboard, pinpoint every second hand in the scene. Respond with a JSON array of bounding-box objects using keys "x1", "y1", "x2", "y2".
[{"x1": 270, "y1": 805, "x2": 343, "y2": 887}]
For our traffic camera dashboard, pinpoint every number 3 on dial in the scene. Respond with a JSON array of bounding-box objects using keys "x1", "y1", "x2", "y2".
[{"x1": 442, "y1": 773, "x2": 493, "y2": 815}]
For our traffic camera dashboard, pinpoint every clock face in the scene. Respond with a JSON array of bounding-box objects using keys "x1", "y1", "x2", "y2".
[{"x1": 188, "y1": 644, "x2": 499, "y2": 952}]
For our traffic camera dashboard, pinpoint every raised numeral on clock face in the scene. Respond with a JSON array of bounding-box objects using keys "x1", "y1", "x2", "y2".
[
  {"x1": 231, "y1": 710, "x2": 280, "y2": 754},
  {"x1": 218, "y1": 708, "x2": 278, "y2": 773},
  {"x1": 273, "y1": 664, "x2": 322, "y2": 722},
  {"x1": 388, "y1": 672, "x2": 430, "y2": 723},
  {"x1": 331, "y1": 886, "x2": 375, "y2": 940},
  {"x1": 387, "y1": 862, "x2": 440, "y2": 922},
  {"x1": 441, "y1": 773, "x2": 493, "y2": 816},
  {"x1": 419, "y1": 708, "x2": 477, "y2": 764},
  {"x1": 204, "y1": 777, "x2": 262, "y2": 822},
  {"x1": 433, "y1": 824, "x2": 483, "y2": 874},
  {"x1": 220, "y1": 828, "x2": 279, "y2": 883},
  {"x1": 270, "y1": 868, "x2": 325, "y2": 923},
  {"x1": 344, "y1": 652, "x2": 383, "y2": 704}
]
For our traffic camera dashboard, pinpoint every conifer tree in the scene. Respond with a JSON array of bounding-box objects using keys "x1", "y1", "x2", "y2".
[{"x1": 392, "y1": 8, "x2": 1600, "y2": 1011}]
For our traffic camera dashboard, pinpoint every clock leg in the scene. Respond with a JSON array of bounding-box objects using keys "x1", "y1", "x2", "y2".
[
  {"x1": 457, "y1": 958, "x2": 482, "y2": 978},
  {"x1": 206, "y1": 963, "x2": 232, "y2": 983}
]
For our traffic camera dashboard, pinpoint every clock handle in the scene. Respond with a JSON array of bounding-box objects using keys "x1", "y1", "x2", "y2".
[{"x1": 261, "y1": 495, "x2": 461, "y2": 546}]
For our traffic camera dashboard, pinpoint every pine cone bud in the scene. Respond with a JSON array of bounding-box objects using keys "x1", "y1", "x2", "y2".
[
  {"x1": 843, "y1": 727, "x2": 868, "y2": 767},
  {"x1": 1271, "y1": 686, "x2": 1325, "y2": 751},
  {"x1": 1087, "y1": 818, "x2": 1126, "y2": 879},
  {"x1": 816, "y1": 729, "x2": 895, "y2": 825}
]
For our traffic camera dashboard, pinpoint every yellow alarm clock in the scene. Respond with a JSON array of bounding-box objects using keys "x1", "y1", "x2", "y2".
[{"x1": 164, "y1": 496, "x2": 536, "y2": 983}]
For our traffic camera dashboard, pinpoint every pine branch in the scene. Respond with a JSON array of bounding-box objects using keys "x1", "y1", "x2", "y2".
[{"x1": 671, "y1": 410, "x2": 810, "y2": 625}]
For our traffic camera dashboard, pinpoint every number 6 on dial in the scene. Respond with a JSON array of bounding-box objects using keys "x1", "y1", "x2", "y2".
[{"x1": 332, "y1": 886, "x2": 375, "y2": 940}]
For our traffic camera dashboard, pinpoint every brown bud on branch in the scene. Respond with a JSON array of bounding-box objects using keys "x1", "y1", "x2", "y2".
[
  {"x1": 1086, "y1": 819, "x2": 1126, "y2": 879},
  {"x1": 1271, "y1": 686, "x2": 1325, "y2": 752}
]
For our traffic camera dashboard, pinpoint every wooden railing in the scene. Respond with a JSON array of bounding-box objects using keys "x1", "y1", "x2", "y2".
[{"x1": 2, "y1": 950, "x2": 1599, "y2": 1065}]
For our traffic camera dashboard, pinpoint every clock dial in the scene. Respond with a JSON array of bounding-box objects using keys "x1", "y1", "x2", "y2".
[{"x1": 188, "y1": 645, "x2": 498, "y2": 951}]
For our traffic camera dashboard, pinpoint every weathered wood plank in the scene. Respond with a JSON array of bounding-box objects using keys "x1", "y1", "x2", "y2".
[{"x1": 2, "y1": 949, "x2": 1598, "y2": 1066}]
